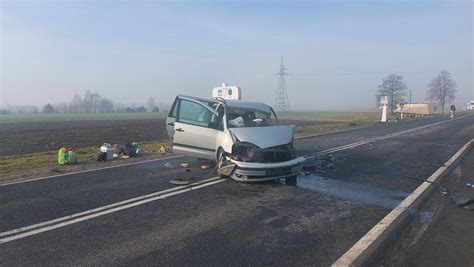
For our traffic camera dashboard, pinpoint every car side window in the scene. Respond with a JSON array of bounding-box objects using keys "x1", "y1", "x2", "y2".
[
  {"x1": 178, "y1": 100, "x2": 217, "y2": 128},
  {"x1": 168, "y1": 98, "x2": 178, "y2": 118}
]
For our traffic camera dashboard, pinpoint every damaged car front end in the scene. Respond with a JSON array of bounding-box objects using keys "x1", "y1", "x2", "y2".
[{"x1": 226, "y1": 126, "x2": 305, "y2": 182}]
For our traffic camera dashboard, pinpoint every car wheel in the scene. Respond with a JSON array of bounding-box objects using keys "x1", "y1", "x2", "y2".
[
  {"x1": 284, "y1": 175, "x2": 297, "y2": 186},
  {"x1": 217, "y1": 149, "x2": 228, "y2": 178}
]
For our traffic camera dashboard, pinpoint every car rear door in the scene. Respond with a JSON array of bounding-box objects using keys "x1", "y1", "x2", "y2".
[{"x1": 172, "y1": 97, "x2": 221, "y2": 160}]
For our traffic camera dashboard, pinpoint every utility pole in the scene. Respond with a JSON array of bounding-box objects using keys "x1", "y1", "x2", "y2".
[
  {"x1": 274, "y1": 56, "x2": 291, "y2": 112},
  {"x1": 409, "y1": 90, "x2": 412, "y2": 104}
]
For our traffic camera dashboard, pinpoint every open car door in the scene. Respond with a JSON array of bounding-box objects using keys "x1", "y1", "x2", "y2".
[{"x1": 172, "y1": 97, "x2": 222, "y2": 160}]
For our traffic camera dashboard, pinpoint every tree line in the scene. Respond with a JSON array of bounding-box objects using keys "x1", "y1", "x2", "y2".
[
  {"x1": 41, "y1": 90, "x2": 160, "y2": 114},
  {"x1": 376, "y1": 70, "x2": 457, "y2": 114}
]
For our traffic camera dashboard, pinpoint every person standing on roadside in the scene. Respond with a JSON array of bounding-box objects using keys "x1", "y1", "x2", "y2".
[{"x1": 450, "y1": 104, "x2": 456, "y2": 119}]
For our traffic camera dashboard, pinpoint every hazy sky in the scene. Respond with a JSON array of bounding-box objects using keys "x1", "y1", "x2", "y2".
[{"x1": 1, "y1": 0, "x2": 473, "y2": 110}]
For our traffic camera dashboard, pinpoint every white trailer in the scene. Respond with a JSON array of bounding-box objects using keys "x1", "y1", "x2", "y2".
[
  {"x1": 212, "y1": 83, "x2": 242, "y2": 100},
  {"x1": 396, "y1": 103, "x2": 439, "y2": 118},
  {"x1": 467, "y1": 100, "x2": 474, "y2": 110}
]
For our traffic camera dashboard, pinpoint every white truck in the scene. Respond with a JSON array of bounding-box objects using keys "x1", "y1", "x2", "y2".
[{"x1": 467, "y1": 100, "x2": 474, "y2": 110}]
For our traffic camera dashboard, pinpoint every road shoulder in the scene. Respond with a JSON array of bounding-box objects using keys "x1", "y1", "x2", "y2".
[{"x1": 377, "y1": 148, "x2": 474, "y2": 266}]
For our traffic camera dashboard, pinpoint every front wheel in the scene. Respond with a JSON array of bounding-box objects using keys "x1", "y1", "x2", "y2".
[
  {"x1": 217, "y1": 149, "x2": 228, "y2": 178},
  {"x1": 284, "y1": 175, "x2": 297, "y2": 186}
]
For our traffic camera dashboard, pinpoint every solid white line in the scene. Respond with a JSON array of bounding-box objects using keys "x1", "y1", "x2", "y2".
[
  {"x1": 307, "y1": 114, "x2": 473, "y2": 159},
  {"x1": 0, "y1": 177, "x2": 225, "y2": 244},
  {"x1": 0, "y1": 176, "x2": 222, "y2": 238},
  {"x1": 0, "y1": 155, "x2": 184, "y2": 187},
  {"x1": 332, "y1": 139, "x2": 474, "y2": 267},
  {"x1": 295, "y1": 126, "x2": 369, "y2": 140}
]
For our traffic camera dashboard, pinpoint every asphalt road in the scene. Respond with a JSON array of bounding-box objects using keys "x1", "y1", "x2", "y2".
[{"x1": 1, "y1": 113, "x2": 473, "y2": 266}]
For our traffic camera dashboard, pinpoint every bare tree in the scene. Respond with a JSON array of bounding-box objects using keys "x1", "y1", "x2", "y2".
[
  {"x1": 426, "y1": 70, "x2": 456, "y2": 114},
  {"x1": 147, "y1": 97, "x2": 157, "y2": 112},
  {"x1": 376, "y1": 74, "x2": 407, "y2": 113},
  {"x1": 69, "y1": 94, "x2": 83, "y2": 113}
]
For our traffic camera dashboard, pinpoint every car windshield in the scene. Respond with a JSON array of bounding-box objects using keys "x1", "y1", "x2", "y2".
[{"x1": 226, "y1": 107, "x2": 272, "y2": 128}]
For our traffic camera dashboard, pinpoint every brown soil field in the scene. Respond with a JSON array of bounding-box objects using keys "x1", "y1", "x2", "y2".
[{"x1": 0, "y1": 119, "x2": 318, "y2": 156}]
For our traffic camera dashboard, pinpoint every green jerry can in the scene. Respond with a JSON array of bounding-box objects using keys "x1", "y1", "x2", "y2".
[{"x1": 58, "y1": 147, "x2": 68, "y2": 165}]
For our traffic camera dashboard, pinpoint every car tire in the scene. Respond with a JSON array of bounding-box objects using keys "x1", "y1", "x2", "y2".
[
  {"x1": 217, "y1": 149, "x2": 228, "y2": 178},
  {"x1": 284, "y1": 175, "x2": 297, "y2": 186}
]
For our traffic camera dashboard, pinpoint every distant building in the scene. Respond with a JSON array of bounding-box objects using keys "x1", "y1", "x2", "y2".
[
  {"x1": 6, "y1": 105, "x2": 39, "y2": 114},
  {"x1": 396, "y1": 102, "x2": 439, "y2": 116}
]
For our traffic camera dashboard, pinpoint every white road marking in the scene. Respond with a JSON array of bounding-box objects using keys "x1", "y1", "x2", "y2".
[
  {"x1": 332, "y1": 138, "x2": 474, "y2": 267},
  {"x1": 0, "y1": 176, "x2": 225, "y2": 243},
  {"x1": 1, "y1": 114, "x2": 472, "y2": 244},
  {"x1": 0, "y1": 155, "x2": 184, "y2": 187},
  {"x1": 308, "y1": 114, "x2": 473, "y2": 159}
]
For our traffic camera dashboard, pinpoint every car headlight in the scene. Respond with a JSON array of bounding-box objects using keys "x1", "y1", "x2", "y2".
[{"x1": 231, "y1": 142, "x2": 260, "y2": 161}]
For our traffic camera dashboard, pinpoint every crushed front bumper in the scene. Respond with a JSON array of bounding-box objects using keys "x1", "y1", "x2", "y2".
[{"x1": 229, "y1": 157, "x2": 306, "y2": 182}]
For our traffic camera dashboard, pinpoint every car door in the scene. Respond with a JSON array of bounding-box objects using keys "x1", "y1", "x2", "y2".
[
  {"x1": 166, "y1": 97, "x2": 179, "y2": 139},
  {"x1": 173, "y1": 97, "x2": 221, "y2": 160}
]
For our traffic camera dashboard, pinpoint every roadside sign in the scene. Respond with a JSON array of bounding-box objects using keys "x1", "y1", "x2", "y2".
[{"x1": 380, "y1": 96, "x2": 389, "y2": 105}]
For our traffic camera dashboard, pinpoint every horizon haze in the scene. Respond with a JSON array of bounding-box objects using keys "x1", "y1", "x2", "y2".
[{"x1": 1, "y1": 0, "x2": 473, "y2": 111}]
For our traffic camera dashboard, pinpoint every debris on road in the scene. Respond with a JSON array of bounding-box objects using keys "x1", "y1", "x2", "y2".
[
  {"x1": 450, "y1": 192, "x2": 474, "y2": 209},
  {"x1": 180, "y1": 162, "x2": 189, "y2": 168},
  {"x1": 169, "y1": 178, "x2": 193, "y2": 185},
  {"x1": 418, "y1": 211, "x2": 433, "y2": 224},
  {"x1": 200, "y1": 160, "x2": 215, "y2": 170},
  {"x1": 164, "y1": 162, "x2": 175, "y2": 168}
]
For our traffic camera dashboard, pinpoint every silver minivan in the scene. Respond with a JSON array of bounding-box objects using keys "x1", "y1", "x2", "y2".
[{"x1": 166, "y1": 95, "x2": 305, "y2": 184}]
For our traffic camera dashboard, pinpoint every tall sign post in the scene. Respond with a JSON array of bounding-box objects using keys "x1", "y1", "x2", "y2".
[{"x1": 380, "y1": 96, "x2": 388, "y2": 122}]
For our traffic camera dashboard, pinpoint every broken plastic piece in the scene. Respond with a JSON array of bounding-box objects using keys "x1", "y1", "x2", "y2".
[
  {"x1": 450, "y1": 192, "x2": 474, "y2": 207},
  {"x1": 180, "y1": 162, "x2": 189, "y2": 168},
  {"x1": 169, "y1": 178, "x2": 191, "y2": 185},
  {"x1": 164, "y1": 162, "x2": 174, "y2": 168}
]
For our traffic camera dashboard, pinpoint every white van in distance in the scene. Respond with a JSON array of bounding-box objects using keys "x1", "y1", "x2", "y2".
[{"x1": 212, "y1": 83, "x2": 242, "y2": 100}]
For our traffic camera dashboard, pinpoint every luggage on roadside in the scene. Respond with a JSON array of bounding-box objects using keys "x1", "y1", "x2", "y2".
[
  {"x1": 95, "y1": 152, "x2": 107, "y2": 162},
  {"x1": 112, "y1": 144, "x2": 122, "y2": 158},
  {"x1": 58, "y1": 147, "x2": 68, "y2": 165},
  {"x1": 123, "y1": 143, "x2": 137, "y2": 157},
  {"x1": 100, "y1": 143, "x2": 113, "y2": 160}
]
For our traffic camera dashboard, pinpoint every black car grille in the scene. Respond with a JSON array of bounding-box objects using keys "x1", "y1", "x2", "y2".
[
  {"x1": 232, "y1": 143, "x2": 293, "y2": 163},
  {"x1": 254, "y1": 144, "x2": 292, "y2": 163}
]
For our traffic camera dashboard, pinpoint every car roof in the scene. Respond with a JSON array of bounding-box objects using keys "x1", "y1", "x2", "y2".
[
  {"x1": 224, "y1": 100, "x2": 272, "y2": 113},
  {"x1": 178, "y1": 95, "x2": 272, "y2": 113}
]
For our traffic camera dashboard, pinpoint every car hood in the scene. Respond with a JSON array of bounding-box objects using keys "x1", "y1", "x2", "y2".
[{"x1": 229, "y1": 125, "x2": 294, "y2": 149}]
